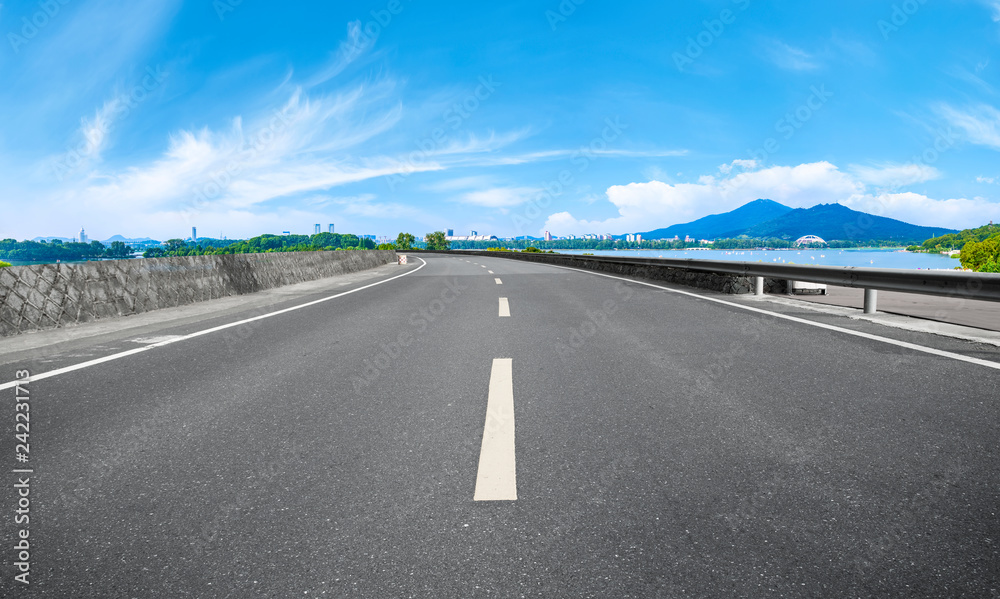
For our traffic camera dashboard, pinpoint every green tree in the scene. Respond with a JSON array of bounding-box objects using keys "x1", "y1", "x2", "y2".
[
  {"x1": 165, "y1": 239, "x2": 186, "y2": 252},
  {"x1": 424, "y1": 231, "x2": 450, "y2": 250},
  {"x1": 105, "y1": 241, "x2": 133, "y2": 259},
  {"x1": 960, "y1": 236, "x2": 1000, "y2": 272},
  {"x1": 0, "y1": 261, "x2": 10, "y2": 268},
  {"x1": 377, "y1": 243, "x2": 397, "y2": 250},
  {"x1": 396, "y1": 232, "x2": 416, "y2": 250}
]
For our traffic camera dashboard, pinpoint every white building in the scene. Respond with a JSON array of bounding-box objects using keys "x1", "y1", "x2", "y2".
[
  {"x1": 794, "y1": 235, "x2": 827, "y2": 246},
  {"x1": 79, "y1": 227, "x2": 88, "y2": 244}
]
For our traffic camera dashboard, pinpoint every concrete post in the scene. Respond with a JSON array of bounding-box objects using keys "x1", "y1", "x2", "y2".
[
  {"x1": 754, "y1": 276, "x2": 764, "y2": 297},
  {"x1": 864, "y1": 288, "x2": 878, "y2": 314}
]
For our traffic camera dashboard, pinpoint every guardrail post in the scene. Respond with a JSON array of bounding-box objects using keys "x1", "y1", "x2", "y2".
[
  {"x1": 754, "y1": 276, "x2": 764, "y2": 297},
  {"x1": 864, "y1": 288, "x2": 878, "y2": 314}
]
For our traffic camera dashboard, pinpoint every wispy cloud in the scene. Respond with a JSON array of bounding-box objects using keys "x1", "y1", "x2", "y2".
[
  {"x1": 983, "y1": 0, "x2": 1000, "y2": 21},
  {"x1": 849, "y1": 163, "x2": 941, "y2": 187},
  {"x1": 764, "y1": 40, "x2": 819, "y2": 71},
  {"x1": 305, "y1": 21, "x2": 373, "y2": 89},
  {"x1": 938, "y1": 103, "x2": 1000, "y2": 149},
  {"x1": 458, "y1": 187, "x2": 542, "y2": 208}
]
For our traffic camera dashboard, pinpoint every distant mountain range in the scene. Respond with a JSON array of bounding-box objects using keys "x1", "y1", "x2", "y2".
[
  {"x1": 102, "y1": 235, "x2": 157, "y2": 243},
  {"x1": 637, "y1": 199, "x2": 791, "y2": 240},
  {"x1": 638, "y1": 200, "x2": 957, "y2": 243}
]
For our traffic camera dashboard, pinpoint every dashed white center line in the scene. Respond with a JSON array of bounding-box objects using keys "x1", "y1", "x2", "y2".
[
  {"x1": 481, "y1": 265, "x2": 487, "y2": 268},
  {"x1": 498, "y1": 297, "x2": 510, "y2": 317},
  {"x1": 474, "y1": 358, "x2": 517, "y2": 501},
  {"x1": 495, "y1": 278, "x2": 503, "y2": 285},
  {"x1": 487, "y1": 270, "x2": 494, "y2": 274}
]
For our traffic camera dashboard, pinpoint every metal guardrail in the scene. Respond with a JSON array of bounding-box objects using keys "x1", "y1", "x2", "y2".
[{"x1": 410, "y1": 250, "x2": 1000, "y2": 313}]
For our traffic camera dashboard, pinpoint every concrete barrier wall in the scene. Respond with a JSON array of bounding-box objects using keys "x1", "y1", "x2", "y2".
[
  {"x1": 0, "y1": 250, "x2": 397, "y2": 337},
  {"x1": 413, "y1": 250, "x2": 788, "y2": 294}
]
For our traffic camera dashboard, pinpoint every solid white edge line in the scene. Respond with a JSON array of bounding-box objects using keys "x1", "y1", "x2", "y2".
[
  {"x1": 535, "y1": 261, "x2": 1000, "y2": 372},
  {"x1": 474, "y1": 358, "x2": 517, "y2": 501},
  {"x1": 0, "y1": 257, "x2": 429, "y2": 391},
  {"x1": 499, "y1": 297, "x2": 511, "y2": 317}
]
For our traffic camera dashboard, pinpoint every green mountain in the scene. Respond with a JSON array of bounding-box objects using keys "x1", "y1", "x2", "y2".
[
  {"x1": 638, "y1": 199, "x2": 792, "y2": 240},
  {"x1": 742, "y1": 203, "x2": 956, "y2": 243}
]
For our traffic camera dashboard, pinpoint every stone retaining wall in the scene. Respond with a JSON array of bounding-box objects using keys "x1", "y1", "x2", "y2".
[{"x1": 0, "y1": 250, "x2": 396, "y2": 337}]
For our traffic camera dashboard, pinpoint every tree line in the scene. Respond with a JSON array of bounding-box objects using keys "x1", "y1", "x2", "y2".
[{"x1": 0, "y1": 239, "x2": 134, "y2": 263}]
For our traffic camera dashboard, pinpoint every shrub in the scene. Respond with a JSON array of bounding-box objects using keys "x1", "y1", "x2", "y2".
[{"x1": 0, "y1": 261, "x2": 10, "y2": 268}]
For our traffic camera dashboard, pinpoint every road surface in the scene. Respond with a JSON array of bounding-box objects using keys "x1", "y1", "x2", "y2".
[{"x1": 1, "y1": 253, "x2": 998, "y2": 597}]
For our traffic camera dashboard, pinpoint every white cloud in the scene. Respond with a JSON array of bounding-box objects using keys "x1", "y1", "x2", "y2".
[
  {"x1": 306, "y1": 21, "x2": 371, "y2": 88},
  {"x1": 717, "y1": 159, "x2": 758, "y2": 175},
  {"x1": 977, "y1": 175, "x2": 997, "y2": 184},
  {"x1": 459, "y1": 187, "x2": 541, "y2": 208},
  {"x1": 849, "y1": 163, "x2": 941, "y2": 187},
  {"x1": 75, "y1": 97, "x2": 124, "y2": 163},
  {"x1": 843, "y1": 193, "x2": 1000, "y2": 229},
  {"x1": 938, "y1": 103, "x2": 1000, "y2": 149},
  {"x1": 764, "y1": 40, "x2": 819, "y2": 71},
  {"x1": 543, "y1": 161, "x2": 998, "y2": 236},
  {"x1": 984, "y1": 0, "x2": 1000, "y2": 21}
]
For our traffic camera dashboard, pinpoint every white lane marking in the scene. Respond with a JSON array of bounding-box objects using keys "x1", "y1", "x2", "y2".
[
  {"x1": 131, "y1": 335, "x2": 185, "y2": 345},
  {"x1": 495, "y1": 278, "x2": 503, "y2": 285},
  {"x1": 481, "y1": 265, "x2": 487, "y2": 268},
  {"x1": 538, "y1": 262, "x2": 1000, "y2": 372},
  {"x1": 474, "y1": 358, "x2": 517, "y2": 501},
  {"x1": 499, "y1": 297, "x2": 510, "y2": 317},
  {"x1": 488, "y1": 270, "x2": 494, "y2": 274},
  {"x1": 0, "y1": 258, "x2": 429, "y2": 391}
]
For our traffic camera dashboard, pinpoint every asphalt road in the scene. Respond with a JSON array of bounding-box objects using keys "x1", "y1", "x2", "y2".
[{"x1": 1, "y1": 253, "x2": 999, "y2": 598}]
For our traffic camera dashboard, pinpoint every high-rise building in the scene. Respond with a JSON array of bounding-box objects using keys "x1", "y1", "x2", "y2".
[
  {"x1": 79, "y1": 227, "x2": 88, "y2": 244},
  {"x1": 328, "y1": 224, "x2": 335, "y2": 234},
  {"x1": 447, "y1": 229, "x2": 454, "y2": 236},
  {"x1": 471, "y1": 230, "x2": 478, "y2": 236},
  {"x1": 544, "y1": 231, "x2": 552, "y2": 241},
  {"x1": 192, "y1": 227, "x2": 197, "y2": 241},
  {"x1": 314, "y1": 224, "x2": 321, "y2": 235}
]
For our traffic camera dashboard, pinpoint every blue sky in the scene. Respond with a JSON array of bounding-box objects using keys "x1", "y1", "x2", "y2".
[{"x1": 2, "y1": 0, "x2": 1000, "y2": 241}]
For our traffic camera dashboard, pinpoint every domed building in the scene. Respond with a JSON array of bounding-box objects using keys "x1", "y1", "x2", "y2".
[{"x1": 794, "y1": 235, "x2": 826, "y2": 246}]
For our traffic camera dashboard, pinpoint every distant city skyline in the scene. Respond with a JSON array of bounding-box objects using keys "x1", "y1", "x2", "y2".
[{"x1": 2, "y1": 3, "x2": 1000, "y2": 241}]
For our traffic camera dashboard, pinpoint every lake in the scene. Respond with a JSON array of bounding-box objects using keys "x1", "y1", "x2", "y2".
[{"x1": 554, "y1": 248, "x2": 959, "y2": 270}]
